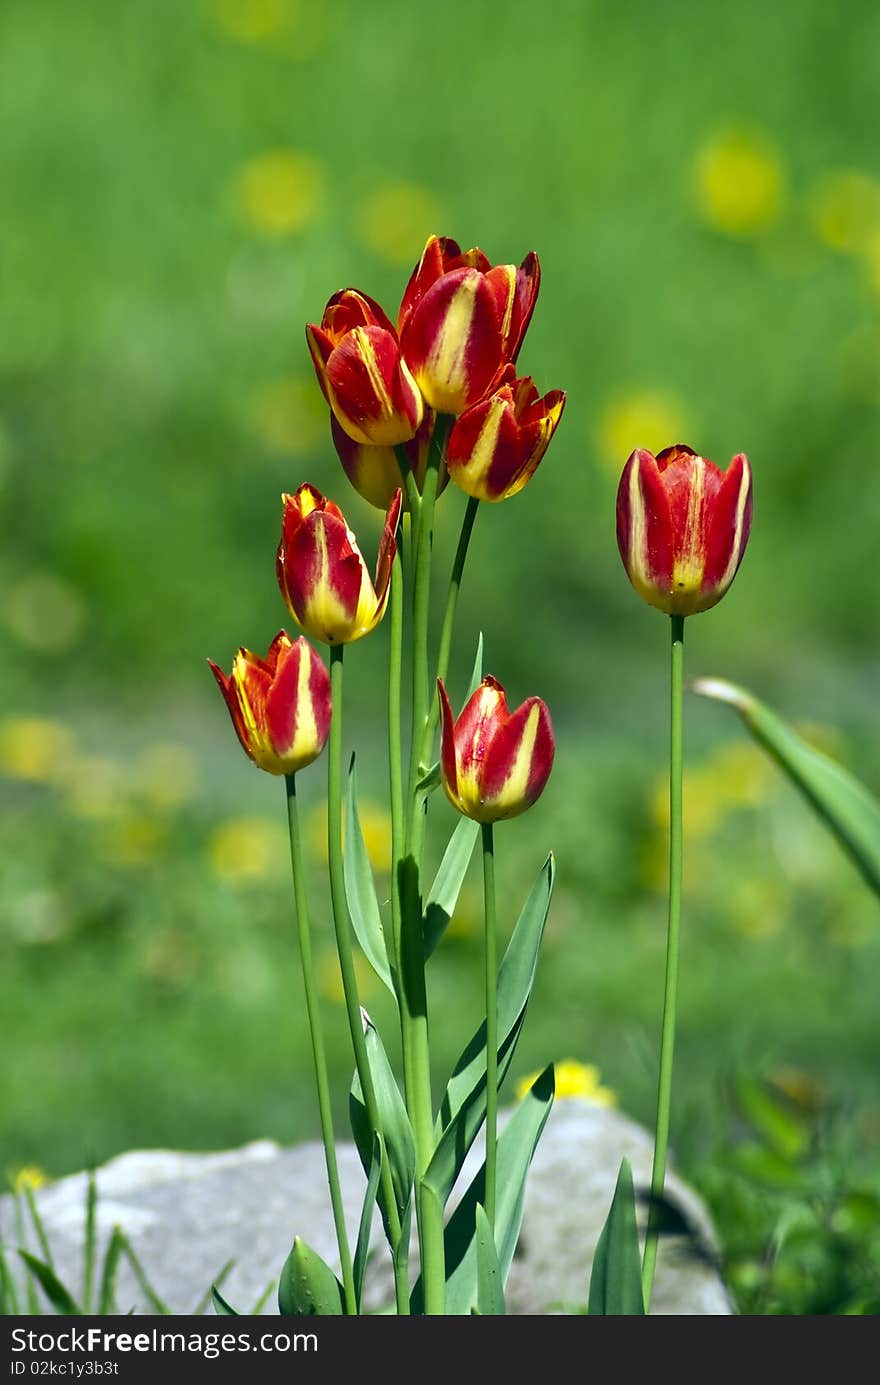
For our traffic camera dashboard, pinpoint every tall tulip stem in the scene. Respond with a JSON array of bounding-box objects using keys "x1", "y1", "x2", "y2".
[
  {"x1": 284, "y1": 774, "x2": 356, "y2": 1314},
  {"x1": 327, "y1": 646, "x2": 408, "y2": 1313},
  {"x1": 481, "y1": 821, "x2": 498, "y2": 1231},
  {"x1": 642, "y1": 613, "x2": 685, "y2": 1308},
  {"x1": 425, "y1": 494, "x2": 480, "y2": 752}
]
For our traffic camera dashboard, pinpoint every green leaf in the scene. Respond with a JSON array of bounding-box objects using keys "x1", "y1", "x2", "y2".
[
  {"x1": 466, "y1": 631, "x2": 484, "y2": 698},
  {"x1": 349, "y1": 1011, "x2": 415, "y2": 1242},
  {"x1": 116, "y1": 1231, "x2": 172, "y2": 1314},
  {"x1": 416, "y1": 761, "x2": 440, "y2": 795},
  {"x1": 353, "y1": 1134, "x2": 383, "y2": 1309},
  {"x1": 414, "y1": 1062, "x2": 554, "y2": 1314},
  {"x1": 98, "y1": 1227, "x2": 125, "y2": 1314},
  {"x1": 212, "y1": 1285, "x2": 239, "y2": 1315},
  {"x1": 475, "y1": 1205, "x2": 505, "y2": 1315},
  {"x1": 693, "y1": 677, "x2": 880, "y2": 897},
  {"x1": 249, "y1": 1279, "x2": 277, "y2": 1314},
  {"x1": 0, "y1": 1241, "x2": 22, "y2": 1315},
  {"x1": 426, "y1": 856, "x2": 555, "y2": 1208},
  {"x1": 19, "y1": 1251, "x2": 81, "y2": 1314},
  {"x1": 423, "y1": 816, "x2": 480, "y2": 959},
  {"x1": 345, "y1": 756, "x2": 396, "y2": 997},
  {"x1": 587, "y1": 1159, "x2": 645, "y2": 1315},
  {"x1": 23, "y1": 1184, "x2": 54, "y2": 1269},
  {"x1": 83, "y1": 1169, "x2": 97, "y2": 1314},
  {"x1": 278, "y1": 1237, "x2": 345, "y2": 1315},
  {"x1": 733, "y1": 1074, "x2": 810, "y2": 1162},
  {"x1": 192, "y1": 1260, "x2": 234, "y2": 1315}
]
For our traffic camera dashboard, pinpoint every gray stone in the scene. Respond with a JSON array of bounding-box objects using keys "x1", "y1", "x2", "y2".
[{"x1": 1, "y1": 1101, "x2": 732, "y2": 1315}]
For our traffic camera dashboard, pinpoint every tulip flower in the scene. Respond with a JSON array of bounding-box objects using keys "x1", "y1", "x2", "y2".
[
  {"x1": 398, "y1": 234, "x2": 541, "y2": 416},
  {"x1": 209, "y1": 632, "x2": 331, "y2": 776},
  {"x1": 445, "y1": 375, "x2": 566, "y2": 501},
  {"x1": 437, "y1": 676, "x2": 555, "y2": 823},
  {"x1": 330, "y1": 408, "x2": 447, "y2": 511},
  {"x1": 307, "y1": 289, "x2": 423, "y2": 447},
  {"x1": 616, "y1": 444, "x2": 753, "y2": 616},
  {"x1": 277, "y1": 483, "x2": 402, "y2": 645}
]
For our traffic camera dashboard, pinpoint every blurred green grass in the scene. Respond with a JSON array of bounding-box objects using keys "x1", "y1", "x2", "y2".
[{"x1": 2, "y1": 0, "x2": 880, "y2": 1312}]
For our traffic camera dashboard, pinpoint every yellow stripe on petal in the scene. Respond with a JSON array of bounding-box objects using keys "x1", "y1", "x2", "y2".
[
  {"x1": 423, "y1": 277, "x2": 478, "y2": 413},
  {"x1": 484, "y1": 702, "x2": 541, "y2": 818},
  {"x1": 291, "y1": 643, "x2": 319, "y2": 762},
  {"x1": 672, "y1": 456, "x2": 707, "y2": 594}
]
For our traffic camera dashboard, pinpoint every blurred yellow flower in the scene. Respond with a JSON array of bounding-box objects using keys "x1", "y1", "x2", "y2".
[
  {"x1": 442, "y1": 883, "x2": 482, "y2": 941},
  {"x1": 316, "y1": 948, "x2": 378, "y2": 1004},
  {"x1": 517, "y1": 1060, "x2": 615, "y2": 1106},
  {"x1": 651, "y1": 766, "x2": 725, "y2": 839},
  {"x1": 726, "y1": 877, "x2": 788, "y2": 940},
  {"x1": 808, "y1": 170, "x2": 880, "y2": 254},
  {"x1": 10, "y1": 1165, "x2": 48, "y2": 1194},
  {"x1": 211, "y1": 0, "x2": 328, "y2": 57},
  {"x1": 250, "y1": 376, "x2": 326, "y2": 456},
  {"x1": 102, "y1": 814, "x2": 169, "y2": 867},
  {"x1": 232, "y1": 149, "x2": 323, "y2": 237},
  {"x1": 307, "y1": 801, "x2": 392, "y2": 872},
  {"x1": 59, "y1": 754, "x2": 128, "y2": 821},
  {"x1": 5, "y1": 572, "x2": 86, "y2": 654},
  {"x1": 356, "y1": 181, "x2": 445, "y2": 266},
  {"x1": 703, "y1": 741, "x2": 773, "y2": 809},
  {"x1": 209, "y1": 816, "x2": 286, "y2": 883},
  {"x1": 136, "y1": 742, "x2": 197, "y2": 811},
  {"x1": 597, "y1": 390, "x2": 690, "y2": 474},
  {"x1": 0, "y1": 717, "x2": 76, "y2": 783},
  {"x1": 694, "y1": 129, "x2": 785, "y2": 237}
]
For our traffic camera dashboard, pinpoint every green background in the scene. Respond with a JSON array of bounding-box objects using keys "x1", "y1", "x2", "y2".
[{"x1": 2, "y1": 0, "x2": 879, "y2": 1312}]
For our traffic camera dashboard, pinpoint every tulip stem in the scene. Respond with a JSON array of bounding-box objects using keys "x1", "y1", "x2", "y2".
[
  {"x1": 481, "y1": 821, "x2": 498, "y2": 1232},
  {"x1": 387, "y1": 545, "x2": 405, "y2": 988},
  {"x1": 425, "y1": 495, "x2": 480, "y2": 752},
  {"x1": 284, "y1": 774, "x2": 357, "y2": 1315},
  {"x1": 327, "y1": 646, "x2": 409, "y2": 1315},
  {"x1": 407, "y1": 415, "x2": 451, "y2": 815},
  {"x1": 642, "y1": 613, "x2": 685, "y2": 1310}
]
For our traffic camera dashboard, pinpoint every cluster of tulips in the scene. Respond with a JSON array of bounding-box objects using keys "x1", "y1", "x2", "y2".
[{"x1": 209, "y1": 234, "x2": 752, "y2": 1316}]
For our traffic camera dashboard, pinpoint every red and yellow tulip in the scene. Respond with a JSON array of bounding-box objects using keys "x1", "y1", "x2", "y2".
[
  {"x1": 616, "y1": 444, "x2": 753, "y2": 616},
  {"x1": 209, "y1": 632, "x2": 331, "y2": 776},
  {"x1": 438, "y1": 675, "x2": 555, "y2": 823},
  {"x1": 445, "y1": 375, "x2": 565, "y2": 501},
  {"x1": 398, "y1": 235, "x2": 541, "y2": 417},
  {"x1": 276, "y1": 483, "x2": 402, "y2": 645},
  {"x1": 307, "y1": 289, "x2": 423, "y2": 446},
  {"x1": 330, "y1": 408, "x2": 447, "y2": 511}
]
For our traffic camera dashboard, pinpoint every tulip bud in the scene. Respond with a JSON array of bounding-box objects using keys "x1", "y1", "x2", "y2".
[
  {"x1": 307, "y1": 289, "x2": 423, "y2": 447},
  {"x1": 616, "y1": 444, "x2": 753, "y2": 616},
  {"x1": 398, "y1": 235, "x2": 541, "y2": 416},
  {"x1": 446, "y1": 375, "x2": 565, "y2": 501},
  {"x1": 276, "y1": 483, "x2": 402, "y2": 645},
  {"x1": 438, "y1": 676, "x2": 555, "y2": 823},
  {"x1": 209, "y1": 632, "x2": 331, "y2": 776},
  {"x1": 330, "y1": 408, "x2": 447, "y2": 511}
]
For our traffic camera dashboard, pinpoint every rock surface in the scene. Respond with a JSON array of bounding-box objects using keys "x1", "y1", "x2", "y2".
[{"x1": 1, "y1": 1101, "x2": 732, "y2": 1315}]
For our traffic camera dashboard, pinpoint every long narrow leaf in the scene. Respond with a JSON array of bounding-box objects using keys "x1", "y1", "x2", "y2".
[
  {"x1": 116, "y1": 1232, "x2": 171, "y2": 1314},
  {"x1": 349, "y1": 1010, "x2": 415, "y2": 1241},
  {"x1": 587, "y1": 1159, "x2": 645, "y2": 1315},
  {"x1": 425, "y1": 856, "x2": 555, "y2": 1207},
  {"x1": 23, "y1": 1185, "x2": 54, "y2": 1269},
  {"x1": 353, "y1": 1134, "x2": 383, "y2": 1309},
  {"x1": 693, "y1": 677, "x2": 880, "y2": 896},
  {"x1": 475, "y1": 1204, "x2": 505, "y2": 1315},
  {"x1": 83, "y1": 1169, "x2": 97, "y2": 1314},
  {"x1": 413, "y1": 1063, "x2": 555, "y2": 1314},
  {"x1": 212, "y1": 1286, "x2": 239, "y2": 1315},
  {"x1": 345, "y1": 756, "x2": 396, "y2": 996},
  {"x1": 191, "y1": 1259, "x2": 234, "y2": 1315},
  {"x1": 15, "y1": 1196, "x2": 39, "y2": 1313},
  {"x1": 466, "y1": 631, "x2": 485, "y2": 699},
  {"x1": 423, "y1": 816, "x2": 480, "y2": 959},
  {"x1": 98, "y1": 1226, "x2": 125, "y2": 1314},
  {"x1": 0, "y1": 1242, "x2": 22, "y2": 1315},
  {"x1": 19, "y1": 1251, "x2": 81, "y2": 1314}
]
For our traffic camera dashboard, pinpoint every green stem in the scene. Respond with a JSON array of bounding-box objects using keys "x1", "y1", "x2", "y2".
[
  {"x1": 425, "y1": 495, "x2": 480, "y2": 749},
  {"x1": 481, "y1": 821, "x2": 498, "y2": 1230},
  {"x1": 406, "y1": 417, "x2": 450, "y2": 819},
  {"x1": 642, "y1": 613, "x2": 685, "y2": 1309},
  {"x1": 327, "y1": 646, "x2": 409, "y2": 1314},
  {"x1": 387, "y1": 547, "x2": 405, "y2": 986},
  {"x1": 285, "y1": 774, "x2": 357, "y2": 1315}
]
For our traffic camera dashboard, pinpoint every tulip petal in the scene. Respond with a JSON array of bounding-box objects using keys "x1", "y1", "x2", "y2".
[
  {"x1": 265, "y1": 636, "x2": 332, "y2": 768},
  {"x1": 480, "y1": 697, "x2": 555, "y2": 820},
  {"x1": 702, "y1": 452, "x2": 753, "y2": 601},
  {"x1": 438, "y1": 679, "x2": 461, "y2": 809},
  {"x1": 325, "y1": 326, "x2": 423, "y2": 447},
  {"x1": 616, "y1": 449, "x2": 675, "y2": 609},
  {"x1": 401, "y1": 267, "x2": 505, "y2": 415}
]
